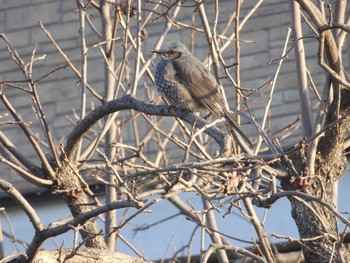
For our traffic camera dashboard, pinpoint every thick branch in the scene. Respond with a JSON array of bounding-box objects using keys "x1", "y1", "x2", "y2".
[
  {"x1": 291, "y1": 1, "x2": 313, "y2": 137},
  {"x1": 24, "y1": 199, "x2": 140, "y2": 261},
  {"x1": 0, "y1": 179, "x2": 44, "y2": 232},
  {"x1": 64, "y1": 95, "x2": 230, "y2": 161},
  {"x1": 0, "y1": 131, "x2": 50, "y2": 186}
]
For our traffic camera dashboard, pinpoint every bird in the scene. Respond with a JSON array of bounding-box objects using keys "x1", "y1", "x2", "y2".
[{"x1": 151, "y1": 42, "x2": 251, "y2": 145}]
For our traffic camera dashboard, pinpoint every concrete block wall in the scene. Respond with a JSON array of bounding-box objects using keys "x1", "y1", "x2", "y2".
[{"x1": 0, "y1": 0, "x2": 331, "y2": 191}]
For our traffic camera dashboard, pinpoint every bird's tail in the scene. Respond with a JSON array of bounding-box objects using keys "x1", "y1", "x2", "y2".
[{"x1": 222, "y1": 108, "x2": 252, "y2": 146}]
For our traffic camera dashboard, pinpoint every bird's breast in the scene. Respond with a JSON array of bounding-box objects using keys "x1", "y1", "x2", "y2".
[{"x1": 154, "y1": 59, "x2": 204, "y2": 111}]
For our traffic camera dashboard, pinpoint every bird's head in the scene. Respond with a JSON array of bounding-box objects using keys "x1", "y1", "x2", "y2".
[{"x1": 151, "y1": 42, "x2": 191, "y2": 60}]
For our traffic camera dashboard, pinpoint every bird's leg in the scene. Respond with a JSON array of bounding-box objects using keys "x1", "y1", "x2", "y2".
[{"x1": 203, "y1": 112, "x2": 214, "y2": 120}]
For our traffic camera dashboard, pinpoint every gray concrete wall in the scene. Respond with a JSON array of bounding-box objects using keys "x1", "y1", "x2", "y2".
[{"x1": 0, "y1": 0, "x2": 330, "y2": 191}]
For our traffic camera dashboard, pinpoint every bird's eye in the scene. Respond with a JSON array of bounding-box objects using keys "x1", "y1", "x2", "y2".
[{"x1": 168, "y1": 50, "x2": 175, "y2": 54}]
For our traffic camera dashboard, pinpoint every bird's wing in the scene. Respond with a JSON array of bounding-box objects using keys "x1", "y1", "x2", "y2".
[
  {"x1": 172, "y1": 57, "x2": 223, "y2": 117},
  {"x1": 172, "y1": 57, "x2": 252, "y2": 145}
]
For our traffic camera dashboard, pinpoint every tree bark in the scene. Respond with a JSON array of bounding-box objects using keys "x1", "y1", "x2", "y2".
[
  {"x1": 283, "y1": 1, "x2": 350, "y2": 261},
  {"x1": 10, "y1": 249, "x2": 151, "y2": 263},
  {"x1": 56, "y1": 161, "x2": 108, "y2": 250}
]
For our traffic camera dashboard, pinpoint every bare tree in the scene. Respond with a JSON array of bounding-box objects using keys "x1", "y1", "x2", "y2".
[{"x1": 1, "y1": 0, "x2": 350, "y2": 262}]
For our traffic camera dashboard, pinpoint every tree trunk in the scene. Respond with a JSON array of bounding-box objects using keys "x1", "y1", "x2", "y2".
[{"x1": 57, "y1": 161, "x2": 108, "y2": 250}]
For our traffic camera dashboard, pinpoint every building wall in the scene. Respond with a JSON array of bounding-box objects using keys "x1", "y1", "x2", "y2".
[
  {"x1": 0, "y1": 0, "x2": 328, "y2": 207},
  {"x1": 0, "y1": 0, "x2": 346, "y2": 259}
]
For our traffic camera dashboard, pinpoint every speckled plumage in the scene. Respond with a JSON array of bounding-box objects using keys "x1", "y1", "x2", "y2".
[
  {"x1": 154, "y1": 55, "x2": 203, "y2": 111},
  {"x1": 151, "y1": 42, "x2": 250, "y2": 144},
  {"x1": 152, "y1": 42, "x2": 222, "y2": 114}
]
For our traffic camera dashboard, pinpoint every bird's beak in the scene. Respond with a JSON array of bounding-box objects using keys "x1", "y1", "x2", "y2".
[{"x1": 150, "y1": 49, "x2": 162, "y2": 55}]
